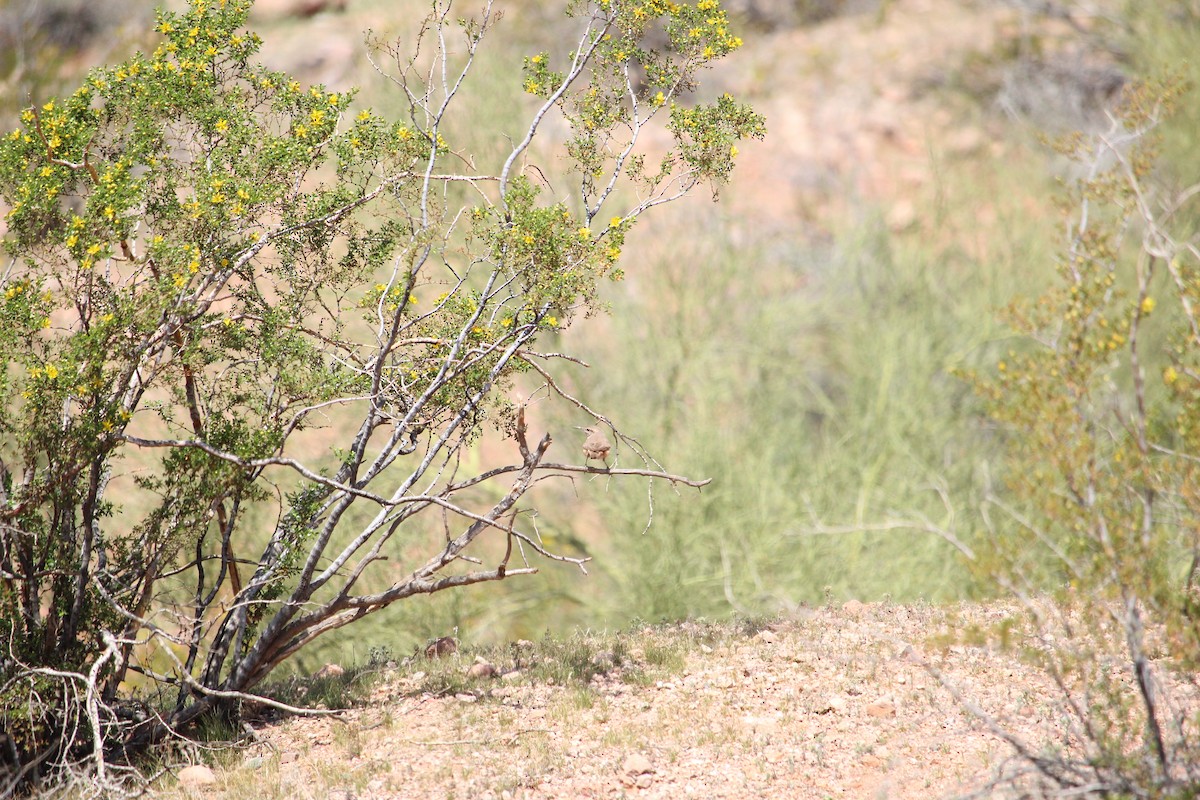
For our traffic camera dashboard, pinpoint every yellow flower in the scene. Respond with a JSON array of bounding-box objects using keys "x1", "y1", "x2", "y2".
[
  {"x1": 45, "y1": 363, "x2": 59, "y2": 379},
  {"x1": 66, "y1": 234, "x2": 78, "y2": 248},
  {"x1": 310, "y1": 109, "x2": 326, "y2": 125},
  {"x1": 295, "y1": 124, "x2": 308, "y2": 138},
  {"x1": 1140, "y1": 296, "x2": 1155, "y2": 314},
  {"x1": 357, "y1": 109, "x2": 372, "y2": 122},
  {"x1": 1165, "y1": 366, "x2": 1179, "y2": 385},
  {"x1": 87, "y1": 243, "x2": 101, "y2": 255},
  {"x1": 609, "y1": 216, "x2": 622, "y2": 228},
  {"x1": 546, "y1": 315, "x2": 558, "y2": 326},
  {"x1": 730, "y1": 145, "x2": 739, "y2": 157},
  {"x1": 653, "y1": 91, "x2": 665, "y2": 106},
  {"x1": 215, "y1": 118, "x2": 229, "y2": 133}
]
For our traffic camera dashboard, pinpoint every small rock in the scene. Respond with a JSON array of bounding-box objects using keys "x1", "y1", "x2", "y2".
[
  {"x1": 842, "y1": 599, "x2": 866, "y2": 615},
  {"x1": 177, "y1": 764, "x2": 217, "y2": 788},
  {"x1": 467, "y1": 662, "x2": 498, "y2": 680},
  {"x1": 515, "y1": 639, "x2": 535, "y2": 649},
  {"x1": 500, "y1": 669, "x2": 523, "y2": 683},
  {"x1": 865, "y1": 702, "x2": 897, "y2": 719},
  {"x1": 243, "y1": 755, "x2": 265, "y2": 770},
  {"x1": 636, "y1": 773, "x2": 654, "y2": 789},
  {"x1": 742, "y1": 714, "x2": 780, "y2": 732},
  {"x1": 758, "y1": 629, "x2": 778, "y2": 644},
  {"x1": 860, "y1": 753, "x2": 886, "y2": 768},
  {"x1": 591, "y1": 650, "x2": 617, "y2": 669},
  {"x1": 425, "y1": 636, "x2": 458, "y2": 659},
  {"x1": 313, "y1": 663, "x2": 344, "y2": 680},
  {"x1": 622, "y1": 753, "x2": 654, "y2": 776},
  {"x1": 279, "y1": 751, "x2": 298, "y2": 764},
  {"x1": 700, "y1": 644, "x2": 713, "y2": 654},
  {"x1": 817, "y1": 695, "x2": 847, "y2": 714},
  {"x1": 454, "y1": 693, "x2": 478, "y2": 703}
]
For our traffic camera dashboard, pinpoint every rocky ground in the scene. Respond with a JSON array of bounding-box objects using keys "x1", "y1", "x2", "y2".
[{"x1": 160, "y1": 600, "x2": 1180, "y2": 800}]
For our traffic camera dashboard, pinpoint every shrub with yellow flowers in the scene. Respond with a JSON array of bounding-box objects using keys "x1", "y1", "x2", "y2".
[{"x1": 0, "y1": 0, "x2": 762, "y2": 792}]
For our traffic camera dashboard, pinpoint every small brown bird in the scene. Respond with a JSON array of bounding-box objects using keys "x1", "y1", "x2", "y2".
[{"x1": 582, "y1": 426, "x2": 612, "y2": 466}]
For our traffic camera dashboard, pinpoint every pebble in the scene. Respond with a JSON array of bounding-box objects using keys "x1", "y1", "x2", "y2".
[
  {"x1": 467, "y1": 662, "x2": 498, "y2": 680},
  {"x1": 622, "y1": 752, "x2": 654, "y2": 776},
  {"x1": 177, "y1": 764, "x2": 216, "y2": 787},
  {"x1": 866, "y1": 702, "x2": 897, "y2": 719},
  {"x1": 313, "y1": 663, "x2": 344, "y2": 680}
]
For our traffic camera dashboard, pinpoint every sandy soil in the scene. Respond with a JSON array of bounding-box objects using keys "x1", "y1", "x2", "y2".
[{"x1": 161, "y1": 600, "x2": 1183, "y2": 800}]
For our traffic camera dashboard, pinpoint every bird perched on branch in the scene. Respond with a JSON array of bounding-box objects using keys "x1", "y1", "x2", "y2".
[{"x1": 582, "y1": 426, "x2": 611, "y2": 466}]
